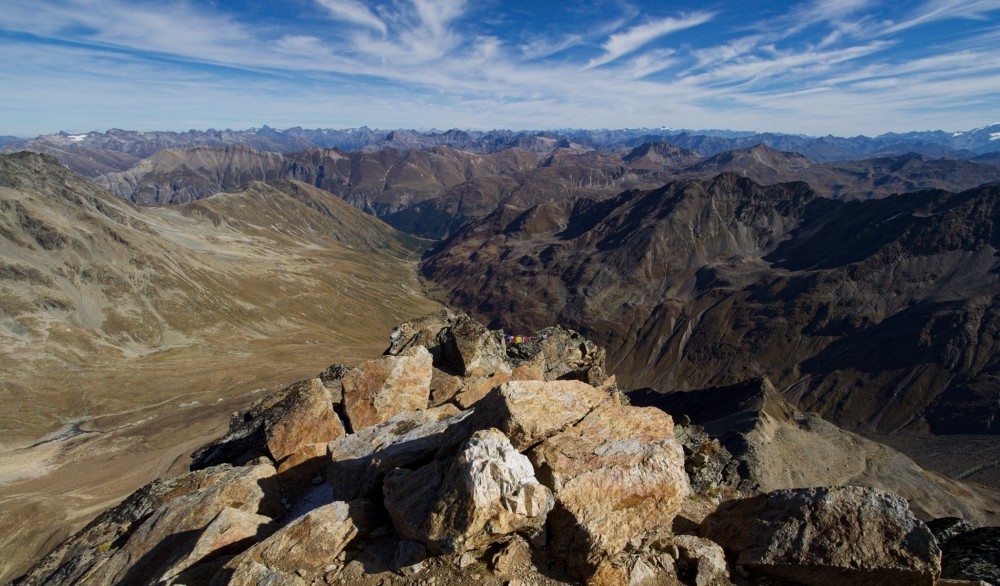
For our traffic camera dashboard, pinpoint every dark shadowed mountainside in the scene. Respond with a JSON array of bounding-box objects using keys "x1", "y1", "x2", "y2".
[{"x1": 421, "y1": 173, "x2": 1000, "y2": 438}]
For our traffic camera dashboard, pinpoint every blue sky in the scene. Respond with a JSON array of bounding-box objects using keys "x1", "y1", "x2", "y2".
[{"x1": 1, "y1": 0, "x2": 998, "y2": 137}]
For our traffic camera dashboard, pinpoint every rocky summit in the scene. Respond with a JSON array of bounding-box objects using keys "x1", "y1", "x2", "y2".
[{"x1": 16, "y1": 310, "x2": 998, "y2": 586}]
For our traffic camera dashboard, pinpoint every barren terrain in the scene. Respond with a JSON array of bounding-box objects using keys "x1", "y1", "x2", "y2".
[{"x1": 0, "y1": 153, "x2": 438, "y2": 581}]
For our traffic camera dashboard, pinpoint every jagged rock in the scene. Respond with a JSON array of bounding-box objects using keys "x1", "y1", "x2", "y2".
[
  {"x1": 629, "y1": 378, "x2": 1000, "y2": 525},
  {"x1": 219, "y1": 560, "x2": 307, "y2": 586},
  {"x1": 342, "y1": 345, "x2": 433, "y2": 431},
  {"x1": 326, "y1": 405, "x2": 471, "y2": 501},
  {"x1": 455, "y1": 368, "x2": 539, "y2": 409},
  {"x1": 318, "y1": 364, "x2": 349, "y2": 404},
  {"x1": 506, "y1": 327, "x2": 608, "y2": 383},
  {"x1": 216, "y1": 500, "x2": 360, "y2": 584},
  {"x1": 702, "y1": 486, "x2": 941, "y2": 585},
  {"x1": 672, "y1": 420, "x2": 741, "y2": 500},
  {"x1": 191, "y1": 377, "x2": 342, "y2": 470},
  {"x1": 275, "y1": 442, "x2": 329, "y2": 501},
  {"x1": 383, "y1": 428, "x2": 554, "y2": 553},
  {"x1": 940, "y1": 527, "x2": 1000, "y2": 583},
  {"x1": 158, "y1": 506, "x2": 273, "y2": 583},
  {"x1": 589, "y1": 549, "x2": 678, "y2": 586},
  {"x1": 265, "y1": 378, "x2": 344, "y2": 463},
  {"x1": 672, "y1": 495, "x2": 721, "y2": 536},
  {"x1": 672, "y1": 535, "x2": 730, "y2": 586},
  {"x1": 19, "y1": 461, "x2": 279, "y2": 585},
  {"x1": 455, "y1": 371, "x2": 514, "y2": 409},
  {"x1": 490, "y1": 534, "x2": 533, "y2": 574},
  {"x1": 16, "y1": 464, "x2": 273, "y2": 585},
  {"x1": 442, "y1": 314, "x2": 510, "y2": 376},
  {"x1": 477, "y1": 379, "x2": 609, "y2": 451},
  {"x1": 430, "y1": 371, "x2": 467, "y2": 404},
  {"x1": 385, "y1": 307, "x2": 459, "y2": 360},
  {"x1": 929, "y1": 517, "x2": 975, "y2": 544},
  {"x1": 529, "y1": 400, "x2": 690, "y2": 577}
]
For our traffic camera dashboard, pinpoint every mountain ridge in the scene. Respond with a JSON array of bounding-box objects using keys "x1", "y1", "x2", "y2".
[
  {"x1": 5, "y1": 123, "x2": 1000, "y2": 178},
  {"x1": 421, "y1": 174, "x2": 1000, "y2": 440}
]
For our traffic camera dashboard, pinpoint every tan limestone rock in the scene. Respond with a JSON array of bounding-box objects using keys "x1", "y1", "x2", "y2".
[
  {"x1": 327, "y1": 404, "x2": 470, "y2": 501},
  {"x1": 430, "y1": 371, "x2": 466, "y2": 405},
  {"x1": 672, "y1": 535, "x2": 731, "y2": 586},
  {"x1": 218, "y1": 560, "x2": 307, "y2": 586},
  {"x1": 342, "y1": 345, "x2": 433, "y2": 431},
  {"x1": 385, "y1": 307, "x2": 458, "y2": 357},
  {"x1": 159, "y1": 506, "x2": 273, "y2": 583},
  {"x1": 442, "y1": 314, "x2": 510, "y2": 376},
  {"x1": 76, "y1": 461, "x2": 280, "y2": 585},
  {"x1": 529, "y1": 401, "x2": 690, "y2": 577},
  {"x1": 275, "y1": 442, "x2": 329, "y2": 501},
  {"x1": 478, "y1": 379, "x2": 609, "y2": 451},
  {"x1": 455, "y1": 371, "x2": 514, "y2": 409},
  {"x1": 220, "y1": 500, "x2": 359, "y2": 580},
  {"x1": 702, "y1": 486, "x2": 941, "y2": 586},
  {"x1": 265, "y1": 378, "x2": 344, "y2": 463},
  {"x1": 508, "y1": 328, "x2": 607, "y2": 382},
  {"x1": 383, "y1": 428, "x2": 554, "y2": 554},
  {"x1": 511, "y1": 364, "x2": 544, "y2": 381}
]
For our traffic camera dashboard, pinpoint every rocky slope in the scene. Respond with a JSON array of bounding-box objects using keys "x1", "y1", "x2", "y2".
[
  {"x1": 0, "y1": 152, "x2": 439, "y2": 581},
  {"x1": 16, "y1": 311, "x2": 1000, "y2": 585},
  {"x1": 421, "y1": 174, "x2": 1000, "y2": 441}
]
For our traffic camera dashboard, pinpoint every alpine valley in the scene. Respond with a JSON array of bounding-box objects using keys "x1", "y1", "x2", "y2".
[{"x1": 2, "y1": 124, "x2": 1000, "y2": 585}]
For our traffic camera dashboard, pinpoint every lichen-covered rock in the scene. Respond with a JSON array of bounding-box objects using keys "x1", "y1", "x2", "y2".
[
  {"x1": 940, "y1": 526, "x2": 1000, "y2": 583},
  {"x1": 20, "y1": 461, "x2": 279, "y2": 586},
  {"x1": 158, "y1": 506, "x2": 273, "y2": 583},
  {"x1": 342, "y1": 345, "x2": 433, "y2": 431},
  {"x1": 477, "y1": 379, "x2": 609, "y2": 451},
  {"x1": 506, "y1": 326, "x2": 608, "y2": 383},
  {"x1": 191, "y1": 377, "x2": 342, "y2": 469},
  {"x1": 265, "y1": 378, "x2": 345, "y2": 463},
  {"x1": 529, "y1": 400, "x2": 690, "y2": 577},
  {"x1": 442, "y1": 314, "x2": 510, "y2": 376},
  {"x1": 672, "y1": 535, "x2": 731, "y2": 586},
  {"x1": 702, "y1": 486, "x2": 941, "y2": 586},
  {"x1": 327, "y1": 405, "x2": 472, "y2": 501},
  {"x1": 385, "y1": 307, "x2": 459, "y2": 360},
  {"x1": 672, "y1": 419, "x2": 741, "y2": 500},
  {"x1": 928, "y1": 516, "x2": 974, "y2": 545},
  {"x1": 216, "y1": 560, "x2": 307, "y2": 586},
  {"x1": 16, "y1": 464, "x2": 275, "y2": 585},
  {"x1": 383, "y1": 428, "x2": 554, "y2": 553},
  {"x1": 217, "y1": 501, "x2": 360, "y2": 583}
]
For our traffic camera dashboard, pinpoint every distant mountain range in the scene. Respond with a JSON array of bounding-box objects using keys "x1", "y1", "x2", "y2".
[
  {"x1": 84, "y1": 143, "x2": 1000, "y2": 239},
  {"x1": 4, "y1": 123, "x2": 999, "y2": 177}
]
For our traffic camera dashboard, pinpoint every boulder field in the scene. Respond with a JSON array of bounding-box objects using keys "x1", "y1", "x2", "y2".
[{"x1": 16, "y1": 309, "x2": 993, "y2": 585}]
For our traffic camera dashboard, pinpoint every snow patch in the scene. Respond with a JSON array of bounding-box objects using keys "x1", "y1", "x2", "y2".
[
  {"x1": 67, "y1": 134, "x2": 88, "y2": 142},
  {"x1": 990, "y1": 132, "x2": 1000, "y2": 141}
]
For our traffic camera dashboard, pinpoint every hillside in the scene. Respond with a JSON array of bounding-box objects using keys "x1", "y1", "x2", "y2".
[
  {"x1": 0, "y1": 152, "x2": 439, "y2": 581},
  {"x1": 421, "y1": 174, "x2": 1000, "y2": 442}
]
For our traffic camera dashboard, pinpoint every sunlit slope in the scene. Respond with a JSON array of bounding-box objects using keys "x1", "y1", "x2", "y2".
[{"x1": 0, "y1": 152, "x2": 438, "y2": 444}]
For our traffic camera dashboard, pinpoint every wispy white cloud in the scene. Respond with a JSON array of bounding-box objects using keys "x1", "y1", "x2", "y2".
[
  {"x1": 314, "y1": 0, "x2": 387, "y2": 35},
  {"x1": 884, "y1": 0, "x2": 1000, "y2": 33},
  {"x1": 0, "y1": 0, "x2": 998, "y2": 137},
  {"x1": 586, "y1": 12, "x2": 715, "y2": 69}
]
